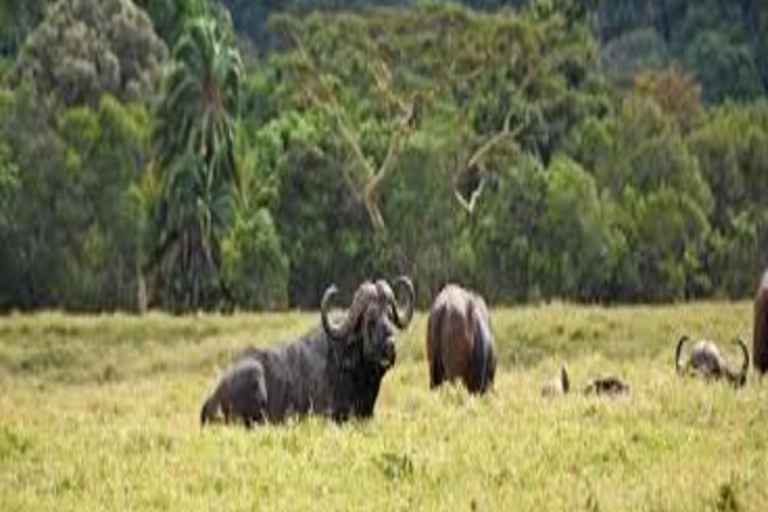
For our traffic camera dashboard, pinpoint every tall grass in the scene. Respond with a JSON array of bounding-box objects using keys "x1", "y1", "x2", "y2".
[{"x1": 1, "y1": 302, "x2": 766, "y2": 511}]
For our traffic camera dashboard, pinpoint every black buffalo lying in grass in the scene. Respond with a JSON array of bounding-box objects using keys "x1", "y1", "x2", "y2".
[
  {"x1": 675, "y1": 336, "x2": 749, "y2": 387},
  {"x1": 426, "y1": 284, "x2": 496, "y2": 394},
  {"x1": 754, "y1": 271, "x2": 768, "y2": 375},
  {"x1": 201, "y1": 278, "x2": 415, "y2": 426}
]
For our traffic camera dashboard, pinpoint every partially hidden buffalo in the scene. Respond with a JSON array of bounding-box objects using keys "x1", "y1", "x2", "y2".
[
  {"x1": 426, "y1": 284, "x2": 497, "y2": 394},
  {"x1": 754, "y1": 270, "x2": 768, "y2": 374},
  {"x1": 201, "y1": 277, "x2": 415, "y2": 426},
  {"x1": 540, "y1": 366, "x2": 629, "y2": 398},
  {"x1": 675, "y1": 336, "x2": 749, "y2": 387},
  {"x1": 583, "y1": 376, "x2": 630, "y2": 397}
]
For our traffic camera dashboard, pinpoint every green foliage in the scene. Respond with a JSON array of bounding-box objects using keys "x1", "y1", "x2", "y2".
[
  {"x1": 11, "y1": 0, "x2": 168, "y2": 107},
  {"x1": 222, "y1": 208, "x2": 289, "y2": 309},
  {"x1": 0, "y1": 87, "x2": 152, "y2": 310},
  {"x1": 687, "y1": 101, "x2": 768, "y2": 296},
  {"x1": 542, "y1": 156, "x2": 616, "y2": 299},
  {"x1": 0, "y1": 85, "x2": 149, "y2": 309},
  {"x1": 601, "y1": 28, "x2": 669, "y2": 88},
  {"x1": 133, "y1": 0, "x2": 207, "y2": 44},
  {"x1": 150, "y1": 15, "x2": 244, "y2": 311},
  {"x1": 2, "y1": 0, "x2": 768, "y2": 310},
  {"x1": 684, "y1": 30, "x2": 762, "y2": 103},
  {"x1": 468, "y1": 153, "x2": 549, "y2": 302},
  {"x1": 0, "y1": 141, "x2": 19, "y2": 229},
  {"x1": 599, "y1": 0, "x2": 768, "y2": 102},
  {"x1": 0, "y1": 0, "x2": 51, "y2": 58}
]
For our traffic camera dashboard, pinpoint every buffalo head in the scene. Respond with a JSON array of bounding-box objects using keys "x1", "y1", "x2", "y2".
[
  {"x1": 321, "y1": 277, "x2": 415, "y2": 371},
  {"x1": 675, "y1": 335, "x2": 749, "y2": 387}
]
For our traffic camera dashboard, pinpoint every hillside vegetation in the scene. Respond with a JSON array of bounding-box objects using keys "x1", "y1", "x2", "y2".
[
  {"x1": 1, "y1": 0, "x2": 768, "y2": 312},
  {"x1": 1, "y1": 305, "x2": 767, "y2": 511}
]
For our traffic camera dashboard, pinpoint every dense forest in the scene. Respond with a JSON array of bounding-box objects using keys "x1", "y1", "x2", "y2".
[{"x1": 0, "y1": 0, "x2": 767, "y2": 311}]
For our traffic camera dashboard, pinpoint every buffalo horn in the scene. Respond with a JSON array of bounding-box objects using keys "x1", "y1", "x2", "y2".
[
  {"x1": 675, "y1": 335, "x2": 690, "y2": 374},
  {"x1": 732, "y1": 337, "x2": 750, "y2": 387},
  {"x1": 321, "y1": 282, "x2": 379, "y2": 342},
  {"x1": 376, "y1": 276, "x2": 415, "y2": 330}
]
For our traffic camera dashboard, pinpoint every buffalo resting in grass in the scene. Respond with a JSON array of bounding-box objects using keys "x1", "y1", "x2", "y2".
[
  {"x1": 583, "y1": 376, "x2": 630, "y2": 396},
  {"x1": 754, "y1": 271, "x2": 768, "y2": 375},
  {"x1": 675, "y1": 335, "x2": 749, "y2": 387},
  {"x1": 426, "y1": 284, "x2": 496, "y2": 394},
  {"x1": 540, "y1": 366, "x2": 629, "y2": 398},
  {"x1": 201, "y1": 277, "x2": 415, "y2": 426}
]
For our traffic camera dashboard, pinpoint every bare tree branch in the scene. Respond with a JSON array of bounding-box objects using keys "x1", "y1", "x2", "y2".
[
  {"x1": 363, "y1": 101, "x2": 416, "y2": 230},
  {"x1": 453, "y1": 63, "x2": 545, "y2": 214},
  {"x1": 287, "y1": 27, "x2": 418, "y2": 231}
]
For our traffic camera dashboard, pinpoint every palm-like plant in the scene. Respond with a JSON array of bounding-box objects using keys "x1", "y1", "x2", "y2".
[
  {"x1": 155, "y1": 16, "x2": 241, "y2": 181},
  {"x1": 147, "y1": 15, "x2": 242, "y2": 311}
]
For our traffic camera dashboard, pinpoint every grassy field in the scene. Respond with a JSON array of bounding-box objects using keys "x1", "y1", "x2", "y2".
[{"x1": 1, "y1": 302, "x2": 766, "y2": 511}]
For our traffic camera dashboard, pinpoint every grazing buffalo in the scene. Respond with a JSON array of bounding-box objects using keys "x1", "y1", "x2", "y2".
[
  {"x1": 201, "y1": 277, "x2": 415, "y2": 426},
  {"x1": 675, "y1": 336, "x2": 749, "y2": 387},
  {"x1": 426, "y1": 284, "x2": 496, "y2": 394},
  {"x1": 754, "y1": 271, "x2": 768, "y2": 374}
]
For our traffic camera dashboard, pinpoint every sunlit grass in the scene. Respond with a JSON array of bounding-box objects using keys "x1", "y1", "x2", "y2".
[{"x1": 1, "y1": 302, "x2": 766, "y2": 511}]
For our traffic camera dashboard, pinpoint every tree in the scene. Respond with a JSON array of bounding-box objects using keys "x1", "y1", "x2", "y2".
[
  {"x1": 11, "y1": 0, "x2": 167, "y2": 107},
  {"x1": 0, "y1": 0, "x2": 51, "y2": 58},
  {"x1": 683, "y1": 30, "x2": 762, "y2": 103},
  {"x1": 270, "y1": 11, "x2": 420, "y2": 232},
  {"x1": 687, "y1": 101, "x2": 768, "y2": 295},
  {"x1": 634, "y1": 67, "x2": 702, "y2": 132},
  {"x1": 269, "y1": 2, "x2": 604, "y2": 229},
  {"x1": 133, "y1": 0, "x2": 206, "y2": 44},
  {"x1": 148, "y1": 15, "x2": 243, "y2": 311},
  {"x1": 542, "y1": 156, "x2": 618, "y2": 300},
  {"x1": 0, "y1": 85, "x2": 152, "y2": 310}
]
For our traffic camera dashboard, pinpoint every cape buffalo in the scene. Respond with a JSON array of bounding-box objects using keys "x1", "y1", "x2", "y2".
[
  {"x1": 426, "y1": 284, "x2": 496, "y2": 394},
  {"x1": 201, "y1": 277, "x2": 415, "y2": 426},
  {"x1": 583, "y1": 376, "x2": 630, "y2": 396},
  {"x1": 754, "y1": 271, "x2": 768, "y2": 374},
  {"x1": 675, "y1": 335, "x2": 749, "y2": 387},
  {"x1": 540, "y1": 366, "x2": 629, "y2": 398}
]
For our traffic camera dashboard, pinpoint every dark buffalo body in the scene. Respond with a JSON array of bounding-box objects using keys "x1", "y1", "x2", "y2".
[
  {"x1": 201, "y1": 277, "x2": 415, "y2": 426},
  {"x1": 754, "y1": 271, "x2": 768, "y2": 374},
  {"x1": 426, "y1": 284, "x2": 496, "y2": 394}
]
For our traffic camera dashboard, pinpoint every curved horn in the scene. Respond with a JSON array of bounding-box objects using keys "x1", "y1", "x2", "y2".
[
  {"x1": 560, "y1": 365, "x2": 570, "y2": 394},
  {"x1": 675, "y1": 335, "x2": 690, "y2": 374},
  {"x1": 321, "y1": 282, "x2": 378, "y2": 342},
  {"x1": 732, "y1": 337, "x2": 749, "y2": 387},
  {"x1": 387, "y1": 276, "x2": 415, "y2": 329}
]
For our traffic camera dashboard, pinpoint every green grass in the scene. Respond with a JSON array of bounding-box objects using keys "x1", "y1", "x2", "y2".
[{"x1": 1, "y1": 302, "x2": 767, "y2": 511}]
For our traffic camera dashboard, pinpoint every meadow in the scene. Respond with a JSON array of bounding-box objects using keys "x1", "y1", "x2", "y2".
[{"x1": 0, "y1": 302, "x2": 766, "y2": 511}]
